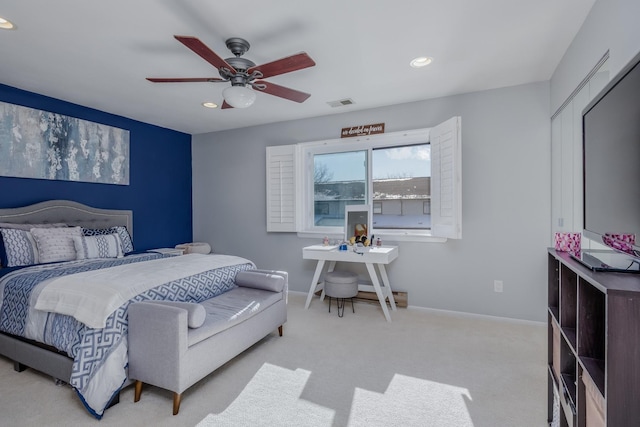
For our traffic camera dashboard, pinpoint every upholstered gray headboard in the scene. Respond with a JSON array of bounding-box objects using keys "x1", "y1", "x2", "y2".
[{"x1": 0, "y1": 200, "x2": 133, "y2": 236}]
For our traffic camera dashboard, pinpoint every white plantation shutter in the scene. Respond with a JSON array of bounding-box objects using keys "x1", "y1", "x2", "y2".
[
  {"x1": 266, "y1": 145, "x2": 297, "y2": 232},
  {"x1": 431, "y1": 116, "x2": 462, "y2": 239}
]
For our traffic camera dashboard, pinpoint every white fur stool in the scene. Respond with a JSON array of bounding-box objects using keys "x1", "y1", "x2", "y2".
[{"x1": 324, "y1": 271, "x2": 358, "y2": 317}]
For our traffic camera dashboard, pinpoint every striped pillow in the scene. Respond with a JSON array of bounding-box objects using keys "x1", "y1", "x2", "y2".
[
  {"x1": 73, "y1": 234, "x2": 123, "y2": 259},
  {"x1": 82, "y1": 226, "x2": 133, "y2": 254}
]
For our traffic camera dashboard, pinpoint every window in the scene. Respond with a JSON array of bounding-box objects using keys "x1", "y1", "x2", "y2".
[
  {"x1": 266, "y1": 117, "x2": 461, "y2": 240},
  {"x1": 372, "y1": 144, "x2": 431, "y2": 230},
  {"x1": 313, "y1": 151, "x2": 367, "y2": 227}
]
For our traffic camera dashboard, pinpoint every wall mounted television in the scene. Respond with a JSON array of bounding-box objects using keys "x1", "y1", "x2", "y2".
[{"x1": 577, "y1": 50, "x2": 640, "y2": 272}]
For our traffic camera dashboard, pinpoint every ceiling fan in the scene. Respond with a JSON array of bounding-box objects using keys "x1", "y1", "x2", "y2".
[{"x1": 147, "y1": 35, "x2": 316, "y2": 109}]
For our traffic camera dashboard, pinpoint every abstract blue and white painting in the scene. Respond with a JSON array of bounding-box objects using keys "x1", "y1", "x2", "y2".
[{"x1": 0, "y1": 101, "x2": 129, "y2": 185}]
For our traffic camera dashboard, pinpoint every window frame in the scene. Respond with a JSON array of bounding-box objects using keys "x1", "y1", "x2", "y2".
[
  {"x1": 266, "y1": 117, "x2": 461, "y2": 242},
  {"x1": 298, "y1": 128, "x2": 443, "y2": 241}
]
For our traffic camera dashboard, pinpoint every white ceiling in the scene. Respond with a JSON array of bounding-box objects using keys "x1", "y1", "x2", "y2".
[{"x1": 0, "y1": 1, "x2": 595, "y2": 135}]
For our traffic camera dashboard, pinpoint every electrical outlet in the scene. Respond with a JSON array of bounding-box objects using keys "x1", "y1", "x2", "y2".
[{"x1": 494, "y1": 280, "x2": 503, "y2": 293}]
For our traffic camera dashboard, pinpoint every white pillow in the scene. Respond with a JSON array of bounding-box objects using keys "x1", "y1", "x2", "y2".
[
  {"x1": 31, "y1": 227, "x2": 83, "y2": 263},
  {"x1": 73, "y1": 233, "x2": 124, "y2": 260}
]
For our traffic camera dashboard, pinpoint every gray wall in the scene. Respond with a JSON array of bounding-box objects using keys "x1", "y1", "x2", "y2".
[
  {"x1": 193, "y1": 81, "x2": 550, "y2": 322},
  {"x1": 191, "y1": 0, "x2": 640, "y2": 323},
  {"x1": 551, "y1": 0, "x2": 640, "y2": 113}
]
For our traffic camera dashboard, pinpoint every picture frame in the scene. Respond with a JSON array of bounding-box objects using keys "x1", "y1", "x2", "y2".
[{"x1": 344, "y1": 204, "x2": 372, "y2": 243}]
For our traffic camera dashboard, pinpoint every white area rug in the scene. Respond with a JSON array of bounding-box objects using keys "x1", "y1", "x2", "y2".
[{"x1": 197, "y1": 362, "x2": 474, "y2": 427}]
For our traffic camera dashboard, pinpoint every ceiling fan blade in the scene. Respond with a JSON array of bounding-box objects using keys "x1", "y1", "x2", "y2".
[
  {"x1": 174, "y1": 35, "x2": 237, "y2": 73},
  {"x1": 248, "y1": 52, "x2": 315, "y2": 79},
  {"x1": 254, "y1": 80, "x2": 311, "y2": 103},
  {"x1": 146, "y1": 77, "x2": 226, "y2": 83},
  {"x1": 221, "y1": 100, "x2": 234, "y2": 109}
]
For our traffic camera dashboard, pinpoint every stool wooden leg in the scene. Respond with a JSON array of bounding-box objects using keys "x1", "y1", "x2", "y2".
[
  {"x1": 134, "y1": 381, "x2": 142, "y2": 402},
  {"x1": 278, "y1": 325, "x2": 283, "y2": 336},
  {"x1": 173, "y1": 392, "x2": 182, "y2": 415}
]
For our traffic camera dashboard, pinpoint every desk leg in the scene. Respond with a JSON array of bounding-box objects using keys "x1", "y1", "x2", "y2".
[
  {"x1": 319, "y1": 261, "x2": 336, "y2": 302},
  {"x1": 305, "y1": 260, "x2": 326, "y2": 309},
  {"x1": 378, "y1": 264, "x2": 397, "y2": 311},
  {"x1": 365, "y1": 263, "x2": 392, "y2": 322}
]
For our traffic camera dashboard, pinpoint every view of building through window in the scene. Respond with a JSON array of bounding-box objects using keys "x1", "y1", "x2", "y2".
[
  {"x1": 313, "y1": 144, "x2": 430, "y2": 229},
  {"x1": 313, "y1": 151, "x2": 367, "y2": 226}
]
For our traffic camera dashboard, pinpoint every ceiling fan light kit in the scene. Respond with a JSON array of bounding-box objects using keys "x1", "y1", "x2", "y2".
[
  {"x1": 147, "y1": 36, "x2": 316, "y2": 109},
  {"x1": 223, "y1": 85, "x2": 257, "y2": 108}
]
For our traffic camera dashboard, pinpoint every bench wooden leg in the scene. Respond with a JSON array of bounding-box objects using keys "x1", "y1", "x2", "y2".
[
  {"x1": 278, "y1": 325, "x2": 283, "y2": 336},
  {"x1": 173, "y1": 392, "x2": 182, "y2": 415},
  {"x1": 134, "y1": 380, "x2": 142, "y2": 402}
]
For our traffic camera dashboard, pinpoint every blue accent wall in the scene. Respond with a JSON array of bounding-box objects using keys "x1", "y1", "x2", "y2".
[{"x1": 0, "y1": 83, "x2": 192, "y2": 251}]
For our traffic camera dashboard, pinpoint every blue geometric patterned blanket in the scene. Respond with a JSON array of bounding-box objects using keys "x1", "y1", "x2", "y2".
[{"x1": 0, "y1": 253, "x2": 254, "y2": 419}]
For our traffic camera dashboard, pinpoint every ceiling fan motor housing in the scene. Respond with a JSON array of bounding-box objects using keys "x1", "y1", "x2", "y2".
[{"x1": 225, "y1": 37, "x2": 250, "y2": 57}]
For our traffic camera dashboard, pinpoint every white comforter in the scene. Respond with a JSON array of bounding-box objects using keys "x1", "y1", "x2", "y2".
[{"x1": 34, "y1": 254, "x2": 250, "y2": 328}]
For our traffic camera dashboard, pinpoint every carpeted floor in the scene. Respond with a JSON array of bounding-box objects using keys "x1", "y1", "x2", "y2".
[{"x1": 0, "y1": 292, "x2": 547, "y2": 426}]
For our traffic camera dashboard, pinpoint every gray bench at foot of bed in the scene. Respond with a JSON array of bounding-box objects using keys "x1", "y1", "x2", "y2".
[{"x1": 128, "y1": 269, "x2": 288, "y2": 415}]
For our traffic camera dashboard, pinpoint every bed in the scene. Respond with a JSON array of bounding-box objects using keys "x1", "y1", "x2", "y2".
[{"x1": 0, "y1": 200, "x2": 254, "y2": 419}]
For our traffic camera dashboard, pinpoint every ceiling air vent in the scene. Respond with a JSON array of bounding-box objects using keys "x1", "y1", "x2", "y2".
[{"x1": 327, "y1": 98, "x2": 355, "y2": 108}]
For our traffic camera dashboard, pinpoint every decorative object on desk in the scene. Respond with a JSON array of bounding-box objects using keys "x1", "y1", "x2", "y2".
[
  {"x1": 602, "y1": 233, "x2": 636, "y2": 256},
  {"x1": 376, "y1": 237, "x2": 382, "y2": 247},
  {"x1": 349, "y1": 232, "x2": 370, "y2": 247},
  {"x1": 322, "y1": 236, "x2": 329, "y2": 246},
  {"x1": 553, "y1": 232, "x2": 581, "y2": 257},
  {"x1": 354, "y1": 243, "x2": 366, "y2": 254},
  {"x1": 345, "y1": 205, "x2": 372, "y2": 246},
  {"x1": 175, "y1": 242, "x2": 212, "y2": 254},
  {"x1": 338, "y1": 242, "x2": 348, "y2": 251}
]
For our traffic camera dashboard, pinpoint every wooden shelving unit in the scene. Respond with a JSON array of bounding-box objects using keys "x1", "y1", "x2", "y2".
[{"x1": 548, "y1": 249, "x2": 640, "y2": 426}]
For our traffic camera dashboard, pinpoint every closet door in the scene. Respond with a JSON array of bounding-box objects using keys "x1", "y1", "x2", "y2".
[{"x1": 550, "y1": 58, "x2": 609, "y2": 242}]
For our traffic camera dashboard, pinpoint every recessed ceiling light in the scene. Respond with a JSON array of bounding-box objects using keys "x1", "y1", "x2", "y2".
[
  {"x1": 202, "y1": 102, "x2": 218, "y2": 109},
  {"x1": 410, "y1": 57, "x2": 433, "y2": 68},
  {"x1": 0, "y1": 16, "x2": 15, "y2": 30}
]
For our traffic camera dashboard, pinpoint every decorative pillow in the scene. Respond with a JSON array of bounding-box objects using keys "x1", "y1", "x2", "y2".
[
  {"x1": 0, "y1": 228, "x2": 39, "y2": 267},
  {"x1": 82, "y1": 226, "x2": 134, "y2": 254},
  {"x1": 73, "y1": 233, "x2": 123, "y2": 260},
  {"x1": 235, "y1": 270, "x2": 286, "y2": 293},
  {"x1": 111, "y1": 226, "x2": 134, "y2": 254},
  {"x1": 31, "y1": 227, "x2": 83, "y2": 264},
  {"x1": 143, "y1": 301, "x2": 206, "y2": 328},
  {"x1": 0, "y1": 223, "x2": 67, "y2": 268}
]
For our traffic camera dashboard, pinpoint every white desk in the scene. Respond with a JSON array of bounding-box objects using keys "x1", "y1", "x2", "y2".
[{"x1": 302, "y1": 245, "x2": 399, "y2": 321}]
